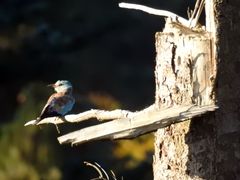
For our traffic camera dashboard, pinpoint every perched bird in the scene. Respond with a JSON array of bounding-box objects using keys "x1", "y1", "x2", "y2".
[{"x1": 36, "y1": 80, "x2": 75, "y2": 124}]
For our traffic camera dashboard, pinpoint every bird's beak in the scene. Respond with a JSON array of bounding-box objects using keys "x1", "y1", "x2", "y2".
[{"x1": 47, "y1": 83, "x2": 56, "y2": 88}]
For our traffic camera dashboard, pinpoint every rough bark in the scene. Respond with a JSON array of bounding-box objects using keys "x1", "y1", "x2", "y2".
[
  {"x1": 153, "y1": 19, "x2": 215, "y2": 180},
  {"x1": 153, "y1": 0, "x2": 240, "y2": 179},
  {"x1": 214, "y1": 0, "x2": 240, "y2": 179}
]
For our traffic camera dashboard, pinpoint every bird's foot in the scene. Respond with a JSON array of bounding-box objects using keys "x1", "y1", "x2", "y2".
[{"x1": 54, "y1": 116, "x2": 64, "y2": 134}]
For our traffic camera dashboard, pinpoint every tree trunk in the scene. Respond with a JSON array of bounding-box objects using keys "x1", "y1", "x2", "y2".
[
  {"x1": 153, "y1": 21, "x2": 215, "y2": 180},
  {"x1": 213, "y1": 0, "x2": 240, "y2": 179},
  {"x1": 153, "y1": 0, "x2": 240, "y2": 179}
]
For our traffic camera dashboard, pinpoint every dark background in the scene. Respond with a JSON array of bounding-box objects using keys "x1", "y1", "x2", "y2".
[{"x1": 0, "y1": 0, "x2": 196, "y2": 179}]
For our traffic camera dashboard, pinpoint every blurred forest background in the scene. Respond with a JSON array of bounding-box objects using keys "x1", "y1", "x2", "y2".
[{"x1": 0, "y1": 0, "x2": 196, "y2": 179}]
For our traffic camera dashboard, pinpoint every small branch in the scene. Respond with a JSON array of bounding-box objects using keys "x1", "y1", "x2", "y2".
[
  {"x1": 189, "y1": 0, "x2": 202, "y2": 22},
  {"x1": 24, "y1": 109, "x2": 135, "y2": 126},
  {"x1": 84, "y1": 161, "x2": 120, "y2": 180},
  {"x1": 84, "y1": 161, "x2": 108, "y2": 180},
  {"x1": 57, "y1": 104, "x2": 218, "y2": 145},
  {"x1": 119, "y1": 2, "x2": 190, "y2": 27},
  {"x1": 189, "y1": 0, "x2": 205, "y2": 28}
]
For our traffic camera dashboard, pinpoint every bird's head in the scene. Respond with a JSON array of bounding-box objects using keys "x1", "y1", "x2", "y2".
[{"x1": 48, "y1": 80, "x2": 73, "y2": 93}]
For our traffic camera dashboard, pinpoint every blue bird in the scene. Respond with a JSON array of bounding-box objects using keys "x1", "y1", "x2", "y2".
[{"x1": 36, "y1": 80, "x2": 75, "y2": 124}]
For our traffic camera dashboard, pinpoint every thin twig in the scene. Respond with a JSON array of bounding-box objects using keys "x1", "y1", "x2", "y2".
[
  {"x1": 84, "y1": 161, "x2": 120, "y2": 180},
  {"x1": 189, "y1": 0, "x2": 205, "y2": 28},
  {"x1": 84, "y1": 161, "x2": 106, "y2": 180},
  {"x1": 193, "y1": 0, "x2": 205, "y2": 26},
  {"x1": 95, "y1": 162, "x2": 109, "y2": 180},
  {"x1": 110, "y1": 170, "x2": 118, "y2": 180},
  {"x1": 189, "y1": 0, "x2": 202, "y2": 21},
  {"x1": 119, "y1": 2, "x2": 190, "y2": 27},
  {"x1": 187, "y1": 7, "x2": 192, "y2": 19}
]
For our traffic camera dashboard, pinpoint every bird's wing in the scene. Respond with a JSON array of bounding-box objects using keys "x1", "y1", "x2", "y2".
[
  {"x1": 39, "y1": 94, "x2": 60, "y2": 119},
  {"x1": 39, "y1": 93, "x2": 74, "y2": 120}
]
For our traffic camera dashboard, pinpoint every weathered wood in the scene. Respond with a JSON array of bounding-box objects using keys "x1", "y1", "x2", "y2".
[
  {"x1": 155, "y1": 20, "x2": 214, "y2": 109},
  {"x1": 153, "y1": 0, "x2": 240, "y2": 179},
  {"x1": 57, "y1": 104, "x2": 217, "y2": 145},
  {"x1": 153, "y1": 18, "x2": 216, "y2": 179}
]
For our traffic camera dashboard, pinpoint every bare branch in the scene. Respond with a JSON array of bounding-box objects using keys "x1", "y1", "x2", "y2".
[
  {"x1": 84, "y1": 161, "x2": 107, "y2": 180},
  {"x1": 94, "y1": 162, "x2": 110, "y2": 180},
  {"x1": 189, "y1": 0, "x2": 202, "y2": 21},
  {"x1": 57, "y1": 104, "x2": 218, "y2": 145},
  {"x1": 24, "y1": 109, "x2": 135, "y2": 126},
  {"x1": 119, "y1": 2, "x2": 190, "y2": 27},
  {"x1": 189, "y1": 0, "x2": 205, "y2": 28},
  {"x1": 84, "y1": 161, "x2": 120, "y2": 180},
  {"x1": 110, "y1": 170, "x2": 117, "y2": 180}
]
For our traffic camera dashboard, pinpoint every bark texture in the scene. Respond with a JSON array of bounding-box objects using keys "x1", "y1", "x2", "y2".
[
  {"x1": 153, "y1": 20, "x2": 215, "y2": 180},
  {"x1": 153, "y1": 0, "x2": 240, "y2": 179},
  {"x1": 214, "y1": 0, "x2": 240, "y2": 179}
]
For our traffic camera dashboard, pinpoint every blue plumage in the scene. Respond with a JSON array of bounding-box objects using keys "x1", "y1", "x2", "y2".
[{"x1": 37, "y1": 80, "x2": 75, "y2": 122}]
